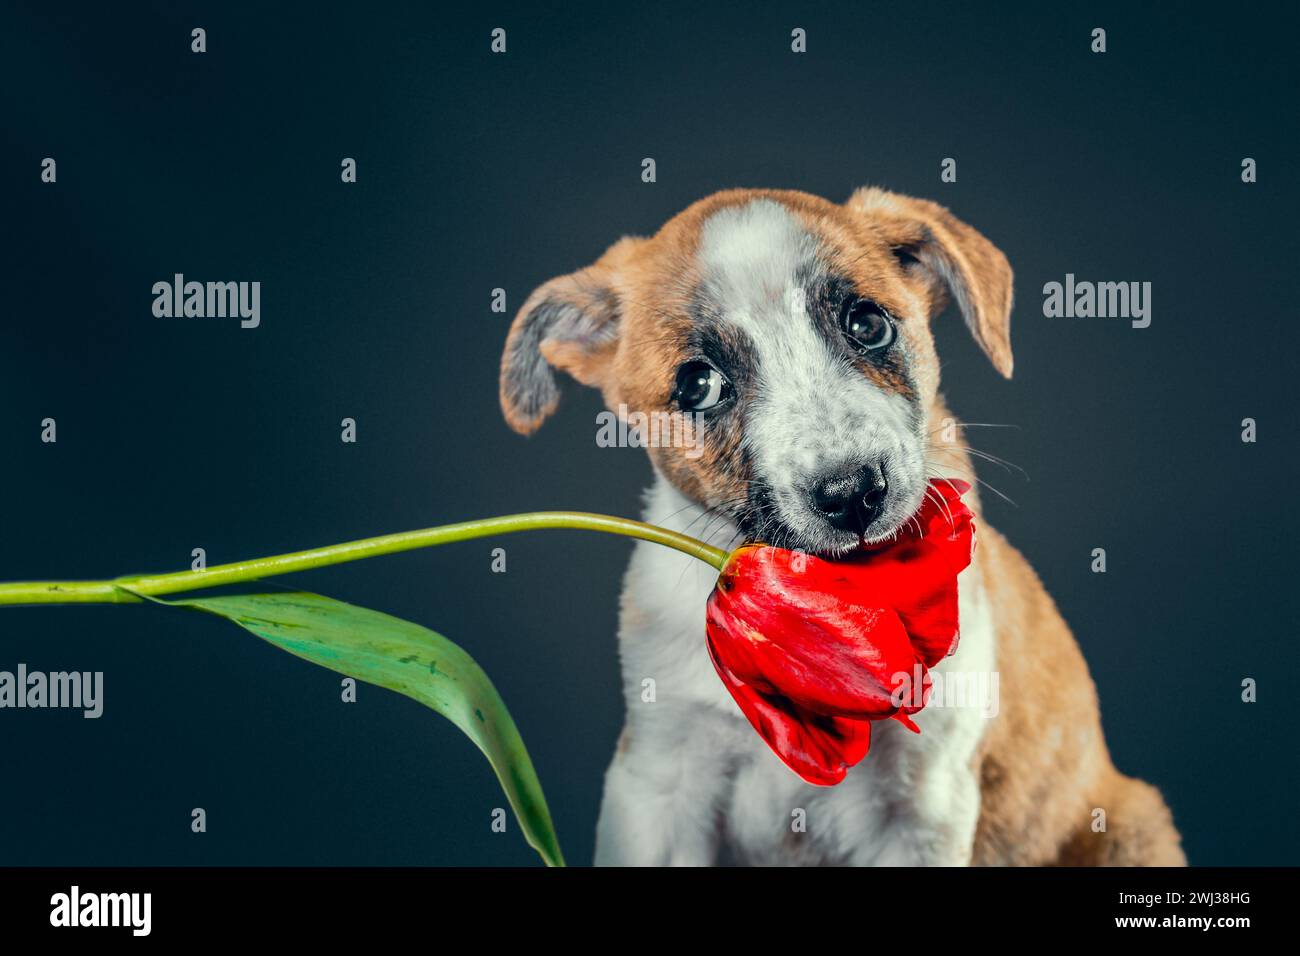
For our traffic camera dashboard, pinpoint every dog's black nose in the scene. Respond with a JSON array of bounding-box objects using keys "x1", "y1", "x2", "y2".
[{"x1": 811, "y1": 464, "x2": 888, "y2": 535}]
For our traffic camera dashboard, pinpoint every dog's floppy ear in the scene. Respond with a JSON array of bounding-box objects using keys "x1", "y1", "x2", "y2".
[
  {"x1": 499, "y1": 237, "x2": 640, "y2": 435},
  {"x1": 847, "y1": 187, "x2": 1014, "y2": 378}
]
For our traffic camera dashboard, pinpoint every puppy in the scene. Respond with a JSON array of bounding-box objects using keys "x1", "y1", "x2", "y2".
[{"x1": 499, "y1": 188, "x2": 1185, "y2": 866}]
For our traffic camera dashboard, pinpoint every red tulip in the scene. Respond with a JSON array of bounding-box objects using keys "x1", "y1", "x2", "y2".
[{"x1": 705, "y1": 479, "x2": 975, "y2": 785}]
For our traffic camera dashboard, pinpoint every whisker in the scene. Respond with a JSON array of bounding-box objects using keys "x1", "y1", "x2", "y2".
[
  {"x1": 932, "y1": 443, "x2": 1028, "y2": 479},
  {"x1": 927, "y1": 461, "x2": 1019, "y2": 509},
  {"x1": 922, "y1": 483, "x2": 956, "y2": 530}
]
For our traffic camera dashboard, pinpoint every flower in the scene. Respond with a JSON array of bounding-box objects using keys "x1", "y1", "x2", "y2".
[{"x1": 704, "y1": 479, "x2": 976, "y2": 785}]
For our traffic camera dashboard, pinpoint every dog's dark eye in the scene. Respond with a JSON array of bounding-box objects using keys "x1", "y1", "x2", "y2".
[
  {"x1": 674, "y1": 361, "x2": 732, "y2": 411},
  {"x1": 841, "y1": 299, "x2": 895, "y2": 353}
]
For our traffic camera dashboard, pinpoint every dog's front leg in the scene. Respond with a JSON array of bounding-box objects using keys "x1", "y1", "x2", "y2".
[{"x1": 594, "y1": 714, "x2": 733, "y2": 866}]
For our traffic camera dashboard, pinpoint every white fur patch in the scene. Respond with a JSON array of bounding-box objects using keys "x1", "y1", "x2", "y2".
[{"x1": 696, "y1": 200, "x2": 926, "y2": 551}]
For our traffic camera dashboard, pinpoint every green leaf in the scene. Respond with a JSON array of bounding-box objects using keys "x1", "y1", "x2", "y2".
[{"x1": 163, "y1": 590, "x2": 564, "y2": 867}]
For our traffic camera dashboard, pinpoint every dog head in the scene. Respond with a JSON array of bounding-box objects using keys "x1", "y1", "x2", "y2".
[{"x1": 500, "y1": 187, "x2": 1012, "y2": 556}]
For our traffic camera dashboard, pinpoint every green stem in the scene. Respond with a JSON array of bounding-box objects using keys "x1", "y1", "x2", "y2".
[{"x1": 0, "y1": 512, "x2": 729, "y2": 607}]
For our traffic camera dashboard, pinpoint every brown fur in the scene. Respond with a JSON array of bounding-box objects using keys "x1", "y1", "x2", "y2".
[
  {"x1": 500, "y1": 187, "x2": 1185, "y2": 866},
  {"x1": 970, "y1": 520, "x2": 1185, "y2": 864}
]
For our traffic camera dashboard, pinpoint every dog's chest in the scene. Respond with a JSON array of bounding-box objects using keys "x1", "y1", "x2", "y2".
[{"x1": 616, "y1": 477, "x2": 994, "y2": 865}]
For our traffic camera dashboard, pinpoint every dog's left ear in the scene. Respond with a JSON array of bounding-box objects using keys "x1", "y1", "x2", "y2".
[
  {"x1": 847, "y1": 187, "x2": 1014, "y2": 378},
  {"x1": 499, "y1": 237, "x2": 640, "y2": 435}
]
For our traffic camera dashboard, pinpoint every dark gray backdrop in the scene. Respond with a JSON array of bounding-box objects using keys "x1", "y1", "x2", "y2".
[{"x1": 1, "y1": 1, "x2": 1296, "y2": 865}]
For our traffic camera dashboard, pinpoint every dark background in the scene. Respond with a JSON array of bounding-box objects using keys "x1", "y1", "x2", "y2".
[{"x1": 1, "y1": 1, "x2": 1295, "y2": 866}]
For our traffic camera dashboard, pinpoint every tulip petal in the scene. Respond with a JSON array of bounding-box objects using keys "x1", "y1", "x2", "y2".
[
  {"x1": 705, "y1": 563, "x2": 916, "y2": 719},
  {"x1": 892, "y1": 711, "x2": 921, "y2": 733},
  {"x1": 707, "y1": 636, "x2": 872, "y2": 786}
]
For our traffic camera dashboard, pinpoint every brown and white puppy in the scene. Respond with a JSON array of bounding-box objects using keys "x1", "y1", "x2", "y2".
[{"x1": 500, "y1": 188, "x2": 1185, "y2": 866}]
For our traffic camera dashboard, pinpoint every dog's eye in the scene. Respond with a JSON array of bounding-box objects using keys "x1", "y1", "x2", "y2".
[
  {"x1": 674, "y1": 361, "x2": 732, "y2": 411},
  {"x1": 841, "y1": 300, "x2": 895, "y2": 353}
]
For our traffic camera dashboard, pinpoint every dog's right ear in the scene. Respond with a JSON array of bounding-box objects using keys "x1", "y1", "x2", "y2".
[
  {"x1": 847, "y1": 187, "x2": 1015, "y2": 378},
  {"x1": 499, "y1": 237, "x2": 640, "y2": 435}
]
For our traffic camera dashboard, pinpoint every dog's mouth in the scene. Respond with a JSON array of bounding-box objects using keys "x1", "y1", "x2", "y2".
[{"x1": 735, "y1": 483, "x2": 920, "y2": 558}]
